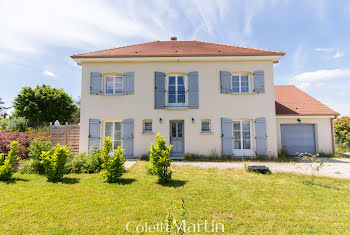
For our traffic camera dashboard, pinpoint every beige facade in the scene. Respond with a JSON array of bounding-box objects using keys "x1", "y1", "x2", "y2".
[{"x1": 78, "y1": 59, "x2": 279, "y2": 157}]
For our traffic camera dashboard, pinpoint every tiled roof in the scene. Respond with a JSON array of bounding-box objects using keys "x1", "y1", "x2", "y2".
[
  {"x1": 275, "y1": 85, "x2": 339, "y2": 116},
  {"x1": 71, "y1": 40, "x2": 285, "y2": 58}
]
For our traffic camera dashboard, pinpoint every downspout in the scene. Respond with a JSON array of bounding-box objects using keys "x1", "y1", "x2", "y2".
[{"x1": 330, "y1": 117, "x2": 336, "y2": 153}]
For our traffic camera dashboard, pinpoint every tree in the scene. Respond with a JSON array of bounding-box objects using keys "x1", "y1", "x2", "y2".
[
  {"x1": 0, "y1": 97, "x2": 9, "y2": 118},
  {"x1": 13, "y1": 85, "x2": 78, "y2": 123},
  {"x1": 334, "y1": 116, "x2": 350, "y2": 152}
]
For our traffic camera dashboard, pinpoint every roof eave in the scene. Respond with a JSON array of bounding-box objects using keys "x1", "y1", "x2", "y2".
[{"x1": 71, "y1": 55, "x2": 284, "y2": 64}]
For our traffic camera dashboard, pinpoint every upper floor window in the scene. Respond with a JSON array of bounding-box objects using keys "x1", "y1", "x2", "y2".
[
  {"x1": 105, "y1": 76, "x2": 123, "y2": 94},
  {"x1": 167, "y1": 75, "x2": 186, "y2": 106},
  {"x1": 232, "y1": 74, "x2": 250, "y2": 93}
]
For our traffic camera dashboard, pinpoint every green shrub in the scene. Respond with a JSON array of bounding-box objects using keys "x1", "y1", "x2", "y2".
[
  {"x1": 0, "y1": 141, "x2": 20, "y2": 181},
  {"x1": 4, "y1": 117, "x2": 28, "y2": 132},
  {"x1": 149, "y1": 133, "x2": 172, "y2": 183},
  {"x1": 0, "y1": 119, "x2": 9, "y2": 130},
  {"x1": 28, "y1": 137, "x2": 52, "y2": 174},
  {"x1": 86, "y1": 146, "x2": 103, "y2": 173},
  {"x1": 100, "y1": 137, "x2": 126, "y2": 183},
  {"x1": 66, "y1": 153, "x2": 88, "y2": 174},
  {"x1": 40, "y1": 143, "x2": 70, "y2": 182},
  {"x1": 19, "y1": 159, "x2": 39, "y2": 174}
]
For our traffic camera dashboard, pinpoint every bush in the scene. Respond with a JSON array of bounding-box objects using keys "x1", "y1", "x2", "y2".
[
  {"x1": 28, "y1": 137, "x2": 52, "y2": 174},
  {"x1": 40, "y1": 143, "x2": 70, "y2": 182},
  {"x1": 334, "y1": 117, "x2": 350, "y2": 152},
  {"x1": 100, "y1": 137, "x2": 126, "y2": 183},
  {"x1": 6, "y1": 117, "x2": 28, "y2": 132},
  {"x1": 278, "y1": 147, "x2": 290, "y2": 161},
  {"x1": 0, "y1": 141, "x2": 20, "y2": 181},
  {"x1": 66, "y1": 153, "x2": 88, "y2": 174},
  {"x1": 65, "y1": 147, "x2": 103, "y2": 174},
  {"x1": 149, "y1": 133, "x2": 172, "y2": 183},
  {"x1": 19, "y1": 159, "x2": 39, "y2": 174},
  {"x1": 85, "y1": 146, "x2": 103, "y2": 173},
  {"x1": 0, "y1": 131, "x2": 33, "y2": 159},
  {"x1": 0, "y1": 119, "x2": 9, "y2": 130}
]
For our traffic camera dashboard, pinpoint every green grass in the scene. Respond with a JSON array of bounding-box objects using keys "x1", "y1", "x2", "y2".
[{"x1": 1, "y1": 162, "x2": 350, "y2": 234}]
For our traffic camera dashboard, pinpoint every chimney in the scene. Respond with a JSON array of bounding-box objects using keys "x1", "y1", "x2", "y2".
[{"x1": 170, "y1": 37, "x2": 177, "y2": 41}]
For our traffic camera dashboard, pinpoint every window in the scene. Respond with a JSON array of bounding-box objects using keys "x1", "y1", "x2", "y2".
[
  {"x1": 105, "y1": 76, "x2": 123, "y2": 94},
  {"x1": 201, "y1": 120, "x2": 211, "y2": 133},
  {"x1": 143, "y1": 120, "x2": 153, "y2": 133},
  {"x1": 233, "y1": 120, "x2": 251, "y2": 150},
  {"x1": 168, "y1": 75, "x2": 186, "y2": 105},
  {"x1": 232, "y1": 74, "x2": 250, "y2": 93},
  {"x1": 104, "y1": 122, "x2": 122, "y2": 150}
]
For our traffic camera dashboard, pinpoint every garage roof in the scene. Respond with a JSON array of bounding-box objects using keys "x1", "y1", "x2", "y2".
[{"x1": 275, "y1": 85, "x2": 340, "y2": 116}]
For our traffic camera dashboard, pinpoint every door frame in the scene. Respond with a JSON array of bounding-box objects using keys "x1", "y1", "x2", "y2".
[{"x1": 169, "y1": 120, "x2": 185, "y2": 158}]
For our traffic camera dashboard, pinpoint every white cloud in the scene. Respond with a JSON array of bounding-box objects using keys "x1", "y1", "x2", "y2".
[
  {"x1": 43, "y1": 70, "x2": 56, "y2": 77},
  {"x1": 315, "y1": 48, "x2": 334, "y2": 52},
  {"x1": 315, "y1": 47, "x2": 344, "y2": 59},
  {"x1": 292, "y1": 69, "x2": 350, "y2": 90},
  {"x1": 333, "y1": 51, "x2": 344, "y2": 59},
  {"x1": 293, "y1": 44, "x2": 308, "y2": 71}
]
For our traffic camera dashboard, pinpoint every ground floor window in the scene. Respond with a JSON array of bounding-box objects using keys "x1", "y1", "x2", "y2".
[
  {"x1": 143, "y1": 120, "x2": 153, "y2": 133},
  {"x1": 104, "y1": 122, "x2": 122, "y2": 149},
  {"x1": 201, "y1": 119, "x2": 211, "y2": 133},
  {"x1": 233, "y1": 120, "x2": 252, "y2": 150}
]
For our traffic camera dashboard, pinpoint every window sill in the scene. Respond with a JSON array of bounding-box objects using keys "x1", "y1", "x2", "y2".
[
  {"x1": 166, "y1": 106, "x2": 189, "y2": 110},
  {"x1": 100, "y1": 93, "x2": 125, "y2": 96},
  {"x1": 200, "y1": 132, "x2": 213, "y2": 135},
  {"x1": 141, "y1": 131, "x2": 154, "y2": 135},
  {"x1": 229, "y1": 92, "x2": 254, "y2": 95}
]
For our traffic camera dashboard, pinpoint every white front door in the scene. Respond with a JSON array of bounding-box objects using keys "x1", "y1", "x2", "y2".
[{"x1": 233, "y1": 120, "x2": 254, "y2": 157}]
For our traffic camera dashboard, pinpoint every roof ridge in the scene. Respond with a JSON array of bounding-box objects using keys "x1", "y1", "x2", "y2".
[{"x1": 193, "y1": 40, "x2": 284, "y2": 54}]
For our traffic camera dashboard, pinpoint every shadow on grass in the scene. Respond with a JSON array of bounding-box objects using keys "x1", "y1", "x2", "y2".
[
  {"x1": 158, "y1": 179, "x2": 187, "y2": 188},
  {"x1": 302, "y1": 180, "x2": 349, "y2": 191},
  {"x1": 3, "y1": 177, "x2": 29, "y2": 184},
  {"x1": 61, "y1": 177, "x2": 80, "y2": 184},
  {"x1": 114, "y1": 178, "x2": 136, "y2": 185}
]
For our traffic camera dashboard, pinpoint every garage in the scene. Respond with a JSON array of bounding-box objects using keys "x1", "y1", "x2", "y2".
[{"x1": 281, "y1": 124, "x2": 316, "y2": 155}]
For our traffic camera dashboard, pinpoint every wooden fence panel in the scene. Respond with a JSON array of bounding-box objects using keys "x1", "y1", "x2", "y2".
[{"x1": 50, "y1": 123, "x2": 80, "y2": 154}]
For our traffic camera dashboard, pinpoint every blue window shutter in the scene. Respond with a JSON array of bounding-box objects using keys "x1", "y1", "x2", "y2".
[
  {"x1": 90, "y1": 72, "x2": 102, "y2": 95},
  {"x1": 221, "y1": 118, "x2": 233, "y2": 156},
  {"x1": 123, "y1": 72, "x2": 134, "y2": 95},
  {"x1": 253, "y1": 70, "x2": 265, "y2": 93},
  {"x1": 255, "y1": 117, "x2": 267, "y2": 155},
  {"x1": 220, "y1": 71, "x2": 231, "y2": 94},
  {"x1": 188, "y1": 71, "x2": 199, "y2": 109},
  {"x1": 123, "y1": 118, "x2": 134, "y2": 157},
  {"x1": 155, "y1": 72, "x2": 166, "y2": 109},
  {"x1": 88, "y1": 118, "x2": 100, "y2": 151}
]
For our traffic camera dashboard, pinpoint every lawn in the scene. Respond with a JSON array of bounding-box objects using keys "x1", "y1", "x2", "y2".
[{"x1": 1, "y1": 162, "x2": 350, "y2": 234}]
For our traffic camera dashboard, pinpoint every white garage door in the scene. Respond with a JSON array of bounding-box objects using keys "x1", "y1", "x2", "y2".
[{"x1": 281, "y1": 124, "x2": 316, "y2": 155}]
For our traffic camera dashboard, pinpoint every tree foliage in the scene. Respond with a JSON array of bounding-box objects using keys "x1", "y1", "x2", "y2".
[
  {"x1": 13, "y1": 85, "x2": 78, "y2": 123},
  {"x1": 0, "y1": 97, "x2": 9, "y2": 118},
  {"x1": 334, "y1": 116, "x2": 350, "y2": 151}
]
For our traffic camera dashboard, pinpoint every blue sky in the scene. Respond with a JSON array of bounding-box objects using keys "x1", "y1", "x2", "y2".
[{"x1": 0, "y1": 0, "x2": 349, "y2": 115}]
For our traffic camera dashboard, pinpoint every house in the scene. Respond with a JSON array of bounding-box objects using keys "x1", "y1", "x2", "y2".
[{"x1": 71, "y1": 38, "x2": 339, "y2": 158}]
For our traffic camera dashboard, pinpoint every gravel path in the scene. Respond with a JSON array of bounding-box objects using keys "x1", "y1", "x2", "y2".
[
  {"x1": 172, "y1": 158, "x2": 350, "y2": 179},
  {"x1": 125, "y1": 160, "x2": 137, "y2": 169}
]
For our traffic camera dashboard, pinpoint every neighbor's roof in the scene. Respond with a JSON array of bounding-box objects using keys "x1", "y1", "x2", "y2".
[
  {"x1": 275, "y1": 85, "x2": 339, "y2": 116},
  {"x1": 71, "y1": 40, "x2": 285, "y2": 58}
]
